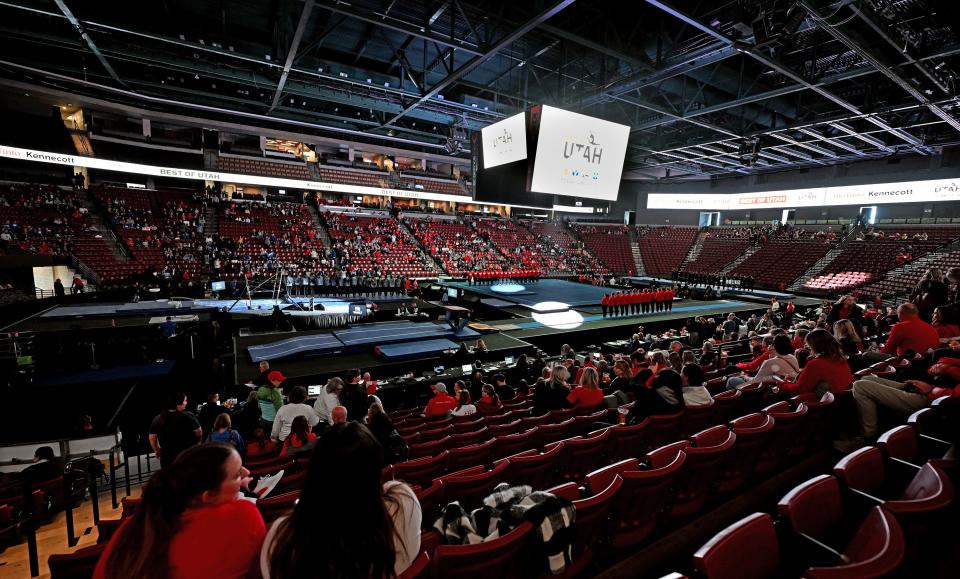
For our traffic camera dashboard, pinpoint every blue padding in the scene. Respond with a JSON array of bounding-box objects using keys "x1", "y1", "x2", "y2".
[
  {"x1": 377, "y1": 339, "x2": 460, "y2": 360},
  {"x1": 334, "y1": 321, "x2": 451, "y2": 347},
  {"x1": 248, "y1": 334, "x2": 345, "y2": 363}
]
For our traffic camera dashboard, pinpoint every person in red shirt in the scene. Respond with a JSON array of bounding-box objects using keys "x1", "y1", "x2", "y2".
[
  {"x1": 424, "y1": 383, "x2": 457, "y2": 418},
  {"x1": 778, "y1": 329, "x2": 853, "y2": 396},
  {"x1": 880, "y1": 303, "x2": 941, "y2": 358},
  {"x1": 666, "y1": 287, "x2": 675, "y2": 311},
  {"x1": 476, "y1": 384, "x2": 503, "y2": 413},
  {"x1": 567, "y1": 367, "x2": 605, "y2": 410},
  {"x1": 640, "y1": 289, "x2": 652, "y2": 315},
  {"x1": 655, "y1": 288, "x2": 666, "y2": 312},
  {"x1": 601, "y1": 293, "x2": 610, "y2": 318},
  {"x1": 932, "y1": 306, "x2": 960, "y2": 339},
  {"x1": 94, "y1": 444, "x2": 265, "y2": 579}
]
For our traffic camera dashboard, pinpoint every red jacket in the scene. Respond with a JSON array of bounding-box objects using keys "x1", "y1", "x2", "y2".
[
  {"x1": 736, "y1": 351, "x2": 770, "y2": 374},
  {"x1": 881, "y1": 316, "x2": 941, "y2": 357},
  {"x1": 94, "y1": 500, "x2": 265, "y2": 579},
  {"x1": 781, "y1": 356, "x2": 853, "y2": 395},
  {"x1": 927, "y1": 357, "x2": 960, "y2": 401},
  {"x1": 425, "y1": 392, "x2": 457, "y2": 417}
]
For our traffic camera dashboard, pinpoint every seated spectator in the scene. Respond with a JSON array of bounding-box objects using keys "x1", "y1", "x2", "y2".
[
  {"x1": 827, "y1": 295, "x2": 864, "y2": 327},
  {"x1": 533, "y1": 365, "x2": 572, "y2": 414},
  {"x1": 847, "y1": 356, "x2": 960, "y2": 447},
  {"x1": 874, "y1": 303, "x2": 941, "y2": 360},
  {"x1": 776, "y1": 329, "x2": 853, "y2": 396},
  {"x1": 727, "y1": 334, "x2": 800, "y2": 390},
  {"x1": 476, "y1": 384, "x2": 503, "y2": 413},
  {"x1": 698, "y1": 342, "x2": 717, "y2": 368},
  {"x1": 425, "y1": 383, "x2": 457, "y2": 418},
  {"x1": 260, "y1": 423, "x2": 421, "y2": 577},
  {"x1": 95, "y1": 444, "x2": 265, "y2": 579},
  {"x1": 246, "y1": 428, "x2": 279, "y2": 459},
  {"x1": 607, "y1": 360, "x2": 631, "y2": 394},
  {"x1": 313, "y1": 377, "x2": 343, "y2": 426},
  {"x1": 197, "y1": 392, "x2": 226, "y2": 438},
  {"x1": 491, "y1": 374, "x2": 516, "y2": 401},
  {"x1": 451, "y1": 390, "x2": 477, "y2": 417},
  {"x1": 567, "y1": 367, "x2": 604, "y2": 411},
  {"x1": 367, "y1": 402, "x2": 408, "y2": 464},
  {"x1": 209, "y1": 413, "x2": 246, "y2": 456},
  {"x1": 271, "y1": 386, "x2": 320, "y2": 442},
  {"x1": 516, "y1": 379, "x2": 531, "y2": 397},
  {"x1": 833, "y1": 319, "x2": 864, "y2": 356},
  {"x1": 21, "y1": 446, "x2": 64, "y2": 485},
  {"x1": 452, "y1": 380, "x2": 472, "y2": 405},
  {"x1": 932, "y1": 306, "x2": 960, "y2": 340},
  {"x1": 232, "y1": 391, "x2": 262, "y2": 439},
  {"x1": 332, "y1": 406, "x2": 348, "y2": 425},
  {"x1": 626, "y1": 369, "x2": 685, "y2": 424},
  {"x1": 281, "y1": 415, "x2": 316, "y2": 457},
  {"x1": 681, "y1": 364, "x2": 712, "y2": 407}
]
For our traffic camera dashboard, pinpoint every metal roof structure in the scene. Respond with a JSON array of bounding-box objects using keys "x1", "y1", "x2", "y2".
[{"x1": 1, "y1": 0, "x2": 959, "y2": 180}]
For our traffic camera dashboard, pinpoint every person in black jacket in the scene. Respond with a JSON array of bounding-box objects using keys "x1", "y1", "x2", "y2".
[
  {"x1": 341, "y1": 369, "x2": 371, "y2": 423},
  {"x1": 911, "y1": 267, "x2": 949, "y2": 321},
  {"x1": 532, "y1": 365, "x2": 572, "y2": 415},
  {"x1": 826, "y1": 295, "x2": 864, "y2": 329},
  {"x1": 626, "y1": 369, "x2": 685, "y2": 425}
]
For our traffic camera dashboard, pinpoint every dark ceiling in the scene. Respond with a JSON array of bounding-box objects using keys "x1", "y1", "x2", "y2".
[{"x1": 1, "y1": 0, "x2": 959, "y2": 180}]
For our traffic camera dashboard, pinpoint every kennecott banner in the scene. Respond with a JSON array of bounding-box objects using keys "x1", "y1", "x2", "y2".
[
  {"x1": 0, "y1": 144, "x2": 474, "y2": 204},
  {"x1": 647, "y1": 178, "x2": 960, "y2": 210}
]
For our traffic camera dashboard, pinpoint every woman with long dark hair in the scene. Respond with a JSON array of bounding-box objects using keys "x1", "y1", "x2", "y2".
[
  {"x1": 94, "y1": 444, "x2": 264, "y2": 579},
  {"x1": 260, "y1": 422, "x2": 421, "y2": 578},
  {"x1": 777, "y1": 329, "x2": 853, "y2": 396}
]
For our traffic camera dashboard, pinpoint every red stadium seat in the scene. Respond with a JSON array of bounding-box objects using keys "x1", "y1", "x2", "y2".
[
  {"x1": 693, "y1": 513, "x2": 780, "y2": 579},
  {"x1": 431, "y1": 521, "x2": 534, "y2": 579},
  {"x1": 724, "y1": 413, "x2": 775, "y2": 493},
  {"x1": 399, "y1": 551, "x2": 430, "y2": 579},
  {"x1": 680, "y1": 399, "x2": 716, "y2": 436},
  {"x1": 409, "y1": 436, "x2": 452, "y2": 459},
  {"x1": 804, "y1": 507, "x2": 905, "y2": 579},
  {"x1": 498, "y1": 444, "x2": 564, "y2": 490},
  {"x1": 547, "y1": 477, "x2": 622, "y2": 578},
  {"x1": 546, "y1": 428, "x2": 612, "y2": 483},
  {"x1": 393, "y1": 451, "x2": 450, "y2": 489},
  {"x1": 446, "y1": 439, "x2": 497, "y2": 473},
  {"x1": 495, "y1": 428, "x2": 539, "y2": 458},
  {"x1": 645, "y1": 410, "x2": 685, "y2": 451},
  {"x1": 439, "y1": 460, "x2": 511, "y2": 509},
  {"x1": 608, "y1": 419, "x2": 649, "y2": 462}
]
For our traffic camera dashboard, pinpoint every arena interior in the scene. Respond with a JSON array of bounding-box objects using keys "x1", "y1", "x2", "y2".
[{"x1": 1, "y1": 0, "x2": 960, "y2": 577}]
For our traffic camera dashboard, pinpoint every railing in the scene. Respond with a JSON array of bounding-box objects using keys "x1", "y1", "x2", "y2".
[
  {"x1": 0, "y1": 433, "x2": 133, "y2": 575},
  {"x1": 67, "y1": 255, "x2": 101, "y2": 287},
  {"x1": 33, "y1": 287, "x2": 54, "y2": 299}
]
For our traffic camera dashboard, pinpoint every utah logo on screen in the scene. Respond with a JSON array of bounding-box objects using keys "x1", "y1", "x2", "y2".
[{"x1": 563, "y1": 133, "x2": 603, "y2": 182}]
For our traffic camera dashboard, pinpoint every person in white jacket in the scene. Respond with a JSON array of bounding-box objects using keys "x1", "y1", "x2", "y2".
[
  {"x1": 313, "y1": 377, "x2": 343, "y2": 425},
  {"x1": 726, "y1": 334, "x2": 799, "y2": 390},
  {"x1": 271, "y1": 386, "x2": 319, "y2": 442}
]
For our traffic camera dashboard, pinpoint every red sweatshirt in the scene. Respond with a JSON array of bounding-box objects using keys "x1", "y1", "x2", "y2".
[
  {"x1": 94, "y1": 500, "x2": 265, "y2": 579},
  {"x1": 881, "y1": 315, "x2": 941, "y2": 357},
  {"x1": 781, "y1": 356, "x2": 853, "y2": 395}
]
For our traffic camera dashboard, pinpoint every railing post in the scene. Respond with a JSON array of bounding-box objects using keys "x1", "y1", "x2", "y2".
[
  {"x1": 89, "y1": 473, "x2": 100, "y2": 525},
  {"x1": 109, "y1": 448, "x2": 118, "y2": 509},
  {"x1": 64, "y1": 477, "x2": 77, "y2": 547},
  {"x1": 25, "y1": 521, "x2": 40, "y2": 577}
]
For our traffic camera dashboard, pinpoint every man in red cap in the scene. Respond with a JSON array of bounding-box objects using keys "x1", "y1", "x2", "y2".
[{"x1": 425, "y1": 382, "x2": 457, "y2": 418}]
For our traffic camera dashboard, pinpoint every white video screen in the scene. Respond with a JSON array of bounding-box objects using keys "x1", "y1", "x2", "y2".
[
  {"x1": 529, "y1": 105, "x2": 629, "y2": 201},
  {"x1": 481, "y1": 113, "x2": 527, "y2": 169}
]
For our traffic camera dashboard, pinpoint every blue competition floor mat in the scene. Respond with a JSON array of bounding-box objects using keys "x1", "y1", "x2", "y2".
[
  {"x1": 377, "y1": 338, "x2": 460, "y2": 360},
  {"x1": 248, "y1": 334, "x2": 345, "y2": 362}
]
